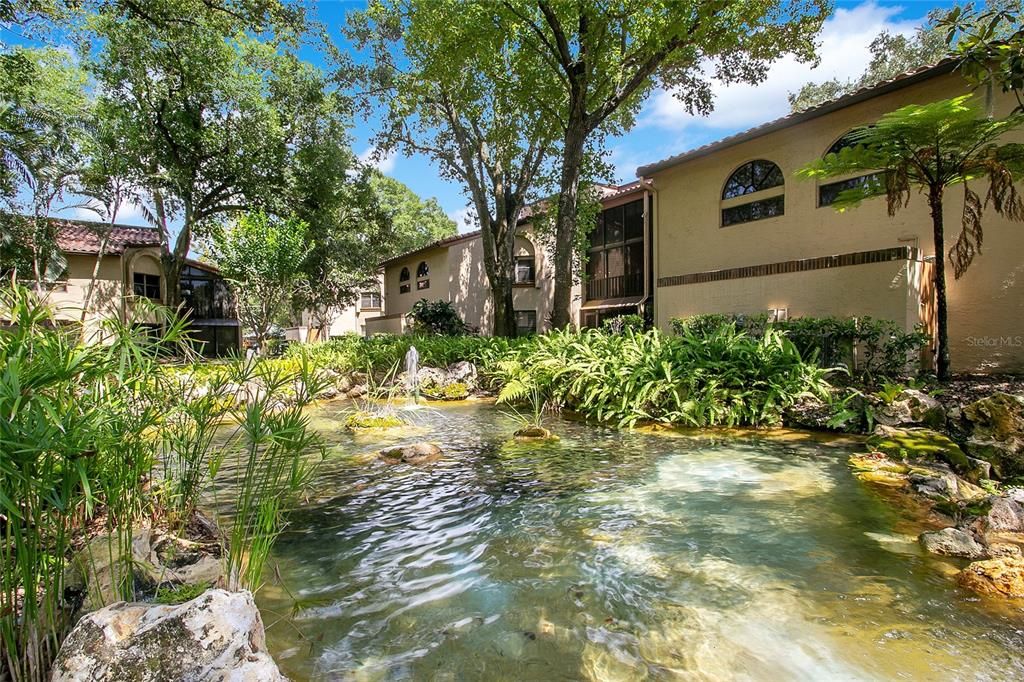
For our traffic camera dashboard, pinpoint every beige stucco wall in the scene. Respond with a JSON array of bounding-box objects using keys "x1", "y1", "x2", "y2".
[
  {"x1": 383, "y1": 246, "x2": 452, "y2": 318},
  {"x1": 658, "y1": 258, "x2": 927, "y2": 331},
  {"x1": 649, "y1": 71, "x2": 1024, "y2": 373},
  {"x1": 381, "y1": 229, "x2": 582, "y2": 335}
]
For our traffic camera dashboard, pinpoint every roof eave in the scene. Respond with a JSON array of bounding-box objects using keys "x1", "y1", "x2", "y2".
[{"x1": 637, "y1": 60, "x2": 959, "y2": 177}]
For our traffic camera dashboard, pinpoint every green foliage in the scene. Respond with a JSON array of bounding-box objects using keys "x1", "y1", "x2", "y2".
[
  {"x1": 420, "y1": 380, "x2": 470, "y2": 401},
  {"x1": 0, "y1": 285, "x2": 324, "y2": 680},
  {"x1": 492, "y1": 325, "x2": 831, "y2": 428},
  {"x1": 601, "y1": 314, "x2": 645, "y2": 334},
  {"x1": 154, "y1": 582, "x2": 210, "y2": 605},
  {"x1": 370, "y1": 172, "x2": 457, "y2": 255},
  {"x1": 211, "y1": 211, "x2": 310, "y2": 349},
  {"x1": 344, "y1": 411, "x2": 404, "y2": 430},
  {"x1": 407, "y1": 299, "x2": 471, "y2": 336},
  {"x1": 940, "y1": 1, "x2": 1024, "y2": 111},
  {"x1": 671, "y1": 314, "x2": 929, "y2": 382}
]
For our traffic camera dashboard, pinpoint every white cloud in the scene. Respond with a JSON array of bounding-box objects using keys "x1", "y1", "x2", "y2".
[
  {"x1": 448, "y1": 204, "x2": 478, "y2": 233},
  {"x1": 642, "y1": 1, "x2": 920, "y2": 133},
  {"x1": 358, "y1": 145, "x2": 397, "y2": 174}
]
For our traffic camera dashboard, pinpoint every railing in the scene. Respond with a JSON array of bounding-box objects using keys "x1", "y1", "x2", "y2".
[{"x1": 585, "y1": 272, "x2": 643, "y2": 300}]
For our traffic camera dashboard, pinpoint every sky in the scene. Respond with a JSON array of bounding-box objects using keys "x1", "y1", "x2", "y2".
[
  {"x1": 10, "y1": 0, "x2": 958, "y2": 232},
  {"x1": 314, "y1": 0, "x2": 958, "y2": 233}
]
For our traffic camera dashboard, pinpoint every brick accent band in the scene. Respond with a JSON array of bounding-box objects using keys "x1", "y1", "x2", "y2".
[{"x1": 657, "y1": 246, "x2": 920, "y2": 289}]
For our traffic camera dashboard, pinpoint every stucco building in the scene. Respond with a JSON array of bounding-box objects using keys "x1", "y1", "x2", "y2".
[
  {"x1": 9, "y1": 219, "x2": 240, "y2": 357},
  {"x1": 638, "y1": 59, "x2": 1024, "y2": 374},
  {"x1": 285, "y1": 276, "x2": 384, "y2": 342}
]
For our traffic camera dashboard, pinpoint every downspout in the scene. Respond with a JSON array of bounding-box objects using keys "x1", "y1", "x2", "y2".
[{"x1": 638, "y1": 178, "x2": 658, "y2": 325}]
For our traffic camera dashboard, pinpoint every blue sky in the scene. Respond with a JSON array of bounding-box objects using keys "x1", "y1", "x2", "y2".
[
  {"x1": 312, "y1": 0, "x2": 958, "y2": 232},
  {"x1": 10, "y1": 0, "x2": 957, "y2": 231}
]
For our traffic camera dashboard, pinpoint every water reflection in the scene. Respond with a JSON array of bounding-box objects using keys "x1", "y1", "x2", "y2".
[{"x1": 217, "y1": 403, "x2": 1024, "y2": 681}]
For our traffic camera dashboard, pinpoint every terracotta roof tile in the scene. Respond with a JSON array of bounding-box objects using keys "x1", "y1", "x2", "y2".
[{"x1": 53, "y1": 218, "x2": 162, "y2": 255}]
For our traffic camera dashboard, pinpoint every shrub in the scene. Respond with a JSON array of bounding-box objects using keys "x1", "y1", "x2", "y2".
[
  {"x1": 407, "y1": 299, "x2": 470, "y2": 336},
  {"x1": 671, "y1": 313, "x2": 929, "y2": 382},
  {"x1": 602, "y1": 313, "x2": 645, "y2": 334}
]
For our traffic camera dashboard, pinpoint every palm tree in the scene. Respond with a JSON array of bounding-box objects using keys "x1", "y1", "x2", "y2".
[{"x1": 799, "y1": 95, "x2": 1024, "y2": 380}]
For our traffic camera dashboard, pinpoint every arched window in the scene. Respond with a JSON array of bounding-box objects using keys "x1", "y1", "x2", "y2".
[
  {"x1": 721, "y1": 160, "x2": 785, "y2": 227},
  {"x1": 400, "y1": 267, "x2": 410, "y2": 281},
  {"x1": 415, "y1": 261, "x2": 430, "y2": 290},
  {"x1": 399, "y1": 267, "x2": 410, "y2": 294},
  {"x1": 818, "y1": 131, "x2": 883, "y2": 207}
]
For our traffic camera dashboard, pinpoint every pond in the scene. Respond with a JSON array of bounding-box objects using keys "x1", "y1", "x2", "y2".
[{"x1": 229, "y1": 402, "x2": 1024, "y2": 680}]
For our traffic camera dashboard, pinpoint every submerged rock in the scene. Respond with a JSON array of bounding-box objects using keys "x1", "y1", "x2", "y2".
[
  {"x1": 379, "y1": 442, "x2": 442, "y2": 465},
  {"x1": 919, "y1": 528, "x2": 988, "y2": 559},
  {"x1": 52, "y1": 589, "x2": 285, "y2": 681},
  {"x1": 957, "y1": 557, "x2": 1024, "y2": 598},
  {"x1": 513, "y1": 426, "x2": 558, "y2": 441}
]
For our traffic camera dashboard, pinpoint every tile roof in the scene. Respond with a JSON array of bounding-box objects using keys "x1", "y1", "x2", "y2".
[
  {"x1": 637, "y1": 57, "x2": 959, "y2": 177},
  {"x1": 53, "y1": 218, "x2": 162, "y2": 255}
]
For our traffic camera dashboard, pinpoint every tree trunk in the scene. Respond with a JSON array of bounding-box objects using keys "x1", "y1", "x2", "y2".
[
  {"x1": 550, "y1": 125, "x2": 587, "y2": 329},
  {"x1": 491, "y1": 273, "x2": 517, "y2": 338},
  {"x1": 928, "y1": 186, "x2": 951, "y2": 381}
]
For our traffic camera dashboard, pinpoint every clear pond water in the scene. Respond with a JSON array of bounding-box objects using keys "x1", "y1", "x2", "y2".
[{"x1": 225, "y1": 402, "x2": 1024, "y2": 680}]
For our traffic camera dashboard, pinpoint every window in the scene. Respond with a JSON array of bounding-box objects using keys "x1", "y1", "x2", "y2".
[
  {"x1": 515, "y1": 310, "x2": 537, "y2": 335},
  {"x1": 818, "y1": 132, "x2": 883, "y2": 207},
  {"x1": 399, "y1": 267, "x2": 410, "y2": 294},
  {"x1": 133, "y1": 272, "x2": 161, "y2": 300},
  {"x1": 721, "y1": 160, "x2": 784, "y2": 226},
  {"x1": 414, "y1": 261, "x2": 429, "y2": 289},
  {"x1": 722, "y1": 196, "x2": 785, "y2": 226},
  {"x1": 360, "y1": 291, "x2": 382, "y2": 309},
  {"x1": 722, "y1": 160, "x2": 784, "y2": 199},
  {"x1": 514, "y1": 257, "x2": 535, "y2": 284}
]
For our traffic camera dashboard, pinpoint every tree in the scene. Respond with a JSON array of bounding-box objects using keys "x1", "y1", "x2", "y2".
[
  {"x1": 370, "y1": 172, "x2": 457, "y2": 256},
  {"x1": 211, "y1": 211, "x2": 310, "y2": 351},
  {"x1": 497, "y1": 0, "x2": 830, "y2": 329},
  {"x1": 798, "y1": 95, "x2": 1024, "y2": 380},
  {"x1": 86, "y1": 0, "x2": 332, "y2": 308},
  {"x1": 940, "y1": 1, "x2": 1024, "y2": 113},
  {"x1": 350, "y1": 0, "x2": 559, "y2": 337},
  {"x1": 0, "y1": 46, "x2": 89, "y2": 288},
  {"x1": 788, "y1": 20, "x2": 948, "y2": 112}
]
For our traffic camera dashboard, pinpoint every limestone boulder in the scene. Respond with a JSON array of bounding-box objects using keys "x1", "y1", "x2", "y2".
[
  {"x1": 961, "y1": 392, "x2": 1024, "y2": 478},
  {"x1": 51, "y1": 589, "x2": 285, "y2": 681},
  {"x1": 875, "y1": 389, "x2": 946, "y2": 430},
  {"x1": 957, "y1": 557, "x2": 1024, "y2": 598},
  {"x1": 868, "y1": 426, "x2": 970, "y2": 474},
  {"x1": 919, "y1": 528, "x2": 988, "y2": 559},
  {"x1": 985, "y1": 497, "x2": 1024, "y2": 533}
]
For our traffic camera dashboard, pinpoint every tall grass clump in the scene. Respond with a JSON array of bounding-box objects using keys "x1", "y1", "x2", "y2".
[
  {"x1": 0, "y1": 285, "x2": 325, "y2": 681},
  {"x1": 495, "y1": 324, "x2": 831, "y2": 428}
]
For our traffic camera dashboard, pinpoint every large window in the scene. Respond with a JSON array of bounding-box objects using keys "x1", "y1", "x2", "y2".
[
  {"x1": 514, "y1": 256, "x2": 535, "y2": 284},
  {"x1": 399, "y1": 267, "x2": 411, "y2": 294},
  {"x1": 818, "y1": 133, "x2": 883, "y2": 207},
  {"x1": 133, "y1": 272, "x2": 161, "y2": 300},
  {"x1": 721, "y1": 160, "x2": 785, "y2": 227},
  {"x1": 515, "y1": 310, "x2": 537, "y2": 335},
  {"x1": 586, "y1": 198, "x2": 644, "y2": 300},
  {"x1": 179, "y1": 265, "x2": 234, "y2": 320},
  {"x1": 360, "y1": 291, "x2": 382, "y2": 309}
]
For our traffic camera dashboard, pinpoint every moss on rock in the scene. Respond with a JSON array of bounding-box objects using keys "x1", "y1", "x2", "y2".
[{"x1": 867, "y1": 426, "x2": 970, "y2": 473}]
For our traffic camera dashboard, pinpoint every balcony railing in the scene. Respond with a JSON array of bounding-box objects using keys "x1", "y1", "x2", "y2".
[{"x1": 585, "y1": 272, "x2": 643, "y2": 300}]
